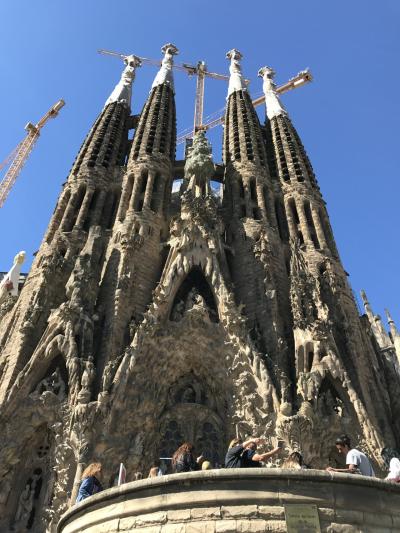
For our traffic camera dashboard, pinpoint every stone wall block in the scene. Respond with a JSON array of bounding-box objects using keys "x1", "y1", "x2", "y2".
[
  {"x1": 215, "y1": 521, "x2": 237, "y2": 533},
  {"x1": 190, "y1": 507, "x2": 221, "y2": 520},
  {"x1": 118, "y1": 516, "x2": 136, "y2": 530},
  {"x1": 235, "y1": 519, "x2": 267, "y2": 532},
  {"x1": 257, "y1": 505, "x2": 284, "y2": 520},
  {"x1": 161, "y1": 524, "x2": 186, "y2": 533},
  {"x1": 134, "y1": 510, "x2": 167, "y2": 527},
  {"x1": 167, "y1": 509, "x2": 191, "y2": 522},
  {"x1": 264, "y1": 520, "x2": 287, "y2": 532},
  {"x1": 221, "y1": 505, "x2": 258, "y2": 519},
  {"x1": 184, "y1": 521, "x2": 216, "y2": 533}
]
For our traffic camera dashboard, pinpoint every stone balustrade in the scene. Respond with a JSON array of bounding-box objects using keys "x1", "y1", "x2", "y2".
[{"x1": 58, "y1": 468, "x2": 400, "y2": 533}]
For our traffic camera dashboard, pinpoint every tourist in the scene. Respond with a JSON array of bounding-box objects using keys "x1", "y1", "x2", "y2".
[
  {"x1": 326, "y1": 435, "x2": 375, "y2": 476},
  {"x1": 148, "y1": 460, "x2": 163, "y2": 478},
  {"x1": 171, "y1": 443, "x2": 203, "y2": 473},
  {"x1": 76, "y1": 463, "x2": 103, "y2": 503},
  {"x1": 282, "y1": 451, "x2": 308, "y2": 470},
  {"x1": 381, "y1": 448, "x2": 400, "y2": 482},
  {"x1": 225, "y1": 437, "x2": 280, "y2": 468},
  {"x1": 242, "y1": 439, "x2": 281, "y2": 467}
]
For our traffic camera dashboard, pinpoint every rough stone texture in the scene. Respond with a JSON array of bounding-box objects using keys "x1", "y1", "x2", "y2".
[
  {"x1": 56, "y1": 470, "x2": 400, "y2": 532},
  {"x1": 0, "y1": 51, "x2": 399, "y2": 533}
]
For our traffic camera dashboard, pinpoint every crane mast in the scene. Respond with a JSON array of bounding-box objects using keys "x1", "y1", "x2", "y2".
[{"x1": 0, "y1": 99, "x2": 65, "y2": 208}]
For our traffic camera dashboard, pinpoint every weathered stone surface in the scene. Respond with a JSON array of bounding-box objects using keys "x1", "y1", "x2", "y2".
[
  {"x1": 191, "y1": 507, "x2": 221, "y2": 520},
  {"x1": 221, "y1": 505, "x2": 258, "y2": 519},
  {"x1": 0, "y1": 46, "x2": 399, "y2": 533},
  {"x1": 168, "y1": 509, "x2": 191, "y2": 522},
  {"x1": 56, "y1": 471, "x2": 400, "y2": 533}
]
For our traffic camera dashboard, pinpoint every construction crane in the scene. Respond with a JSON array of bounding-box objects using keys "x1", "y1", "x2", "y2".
[
  {"x1": 0, "y1": 100, "x2": 65, "y2": 208},
  {"x1": 98, "y1": 49, "x2": 238, "y2": 135},
  {"x1": 177, "y1": 69, "x2": 313, "y2": 145}
]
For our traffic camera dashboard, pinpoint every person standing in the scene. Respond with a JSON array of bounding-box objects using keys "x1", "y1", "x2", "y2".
[
  {"x1": 242, "y1": 439, "x2": 281, "y2": 467},
  {"x1": 225, "y1": 437, "x2": 280, "y2": 468},
  {"x1": 326, "y1": 435, "x2": 375, "y2": 476},
  {"x1": 171, "y1": 443, "x2": 203, "y2": 473},
  {"x1": 76, "y1": 463, "x2": 103, "y2": 503}
]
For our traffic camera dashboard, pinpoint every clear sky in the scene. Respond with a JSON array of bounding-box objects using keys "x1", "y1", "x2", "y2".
[{"x1": 0, "y1": 0, "x2": 399, "y2": 325}]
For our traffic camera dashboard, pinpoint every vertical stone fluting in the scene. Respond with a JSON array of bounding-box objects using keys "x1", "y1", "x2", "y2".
[
  {"x1": 260, "y1": 64, "x2": 397, "y2": 448},
  {"x1": 93, "y1": 44, "x2": 178, "y2": 381},
  {"x1": 222, "y1": 50, "x2": 291, "y2": 392}
]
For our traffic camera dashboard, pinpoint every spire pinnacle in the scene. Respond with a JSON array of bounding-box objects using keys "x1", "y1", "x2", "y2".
[
  {"x1": 226, "y1": 49, "x2": 247, "y2": 97},
  {"x1": 258, "y1": 66, "x2": 288, "y2": 119},
  {"x1": 104, "y1": 55, "x2": 141, "y2": 109},
  {"x1": 386, "y1": 308, "x2": 395, "y2": 325},
  {"x1": 151, "y1": 43, "x2": 179, "y2": 92},
  {"x1": 0, "y1": 251, "x2": 25, "y2": 301}
]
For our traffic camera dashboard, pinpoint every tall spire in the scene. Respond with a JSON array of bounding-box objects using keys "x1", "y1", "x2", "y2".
[
  {"x1": 258, "y1": 66, "x2": 288, "y2": 120},
  {"x1": 151, "y1": 43, "x2": 179, "y2": 92},
  {"x1": 226, "y1": 49, "x2": 247, "y2": 97},
  {"x1": 104, "y1": 55, "x2": 142, "y2": 109}
]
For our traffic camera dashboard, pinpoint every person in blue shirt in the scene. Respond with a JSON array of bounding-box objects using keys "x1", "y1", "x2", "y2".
[
  {"x1": 241, "y1": 439, "x2": 281, "y2": 467},
  {"x1": 76, "y1": 462, "x2": 103, "y2": 503}
]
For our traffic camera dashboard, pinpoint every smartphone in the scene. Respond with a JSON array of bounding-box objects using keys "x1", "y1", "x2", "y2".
[{"x1": 277, "y1": 440, "x2": 285, "y2": 449}]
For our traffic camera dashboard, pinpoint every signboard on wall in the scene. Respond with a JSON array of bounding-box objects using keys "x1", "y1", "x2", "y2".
[{"x1": 284, "y1": 504, "x2": 321, "y2": 533}]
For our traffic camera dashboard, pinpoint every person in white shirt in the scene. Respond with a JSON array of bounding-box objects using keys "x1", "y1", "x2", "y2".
[{"x1": 326, "y1": 435, "x2": 375, "y2": 476}]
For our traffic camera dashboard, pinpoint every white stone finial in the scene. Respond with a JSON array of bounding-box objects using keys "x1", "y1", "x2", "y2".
[
  {"x1": 104, "y1": 55, "x2": 142, "y2": 109},
  {"x1": 258, "y1": 66, "x2": 288, "y2": 119},
  {"x1": 385, "y1": 308, "x2": 395, "y2": 325},
  {"x1": 0, "y1": 250, "x2": 26, "y2": 299},
  {"x1": 226, "y1": 49, "x2": 247, "y2": 97},
  {"x1": 151, "y1": 43, "x2": 179, "y2": 92}
]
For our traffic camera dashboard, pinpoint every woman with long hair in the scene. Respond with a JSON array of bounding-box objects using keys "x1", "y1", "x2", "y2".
[
  {"x1": 282, "y1": 451, "x2": 308, "y2": 470},
  {"x1": 76, "y1": 462, "x2": 103, "y2": 503},
  {"x1": 171, "y1": 442, "x2": 202, "y2": 473}
]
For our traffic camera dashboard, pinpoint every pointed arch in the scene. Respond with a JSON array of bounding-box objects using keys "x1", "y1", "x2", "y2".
[{"x1": 169, "y1": 267, "x2": 219, "y2": 323}]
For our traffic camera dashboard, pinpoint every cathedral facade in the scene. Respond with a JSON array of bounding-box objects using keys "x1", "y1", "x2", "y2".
[{"x1": 0, "y1": 43, "x2": 399, "y2": 532}]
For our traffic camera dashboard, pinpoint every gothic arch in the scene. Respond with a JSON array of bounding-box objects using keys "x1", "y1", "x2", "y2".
[{"x1": 169, "y1": 267, "x2": 219, "y2": 323}]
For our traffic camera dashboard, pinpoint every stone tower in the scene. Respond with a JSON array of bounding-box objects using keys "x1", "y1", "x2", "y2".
[{"x1": 0, "y1": 45, "x2": 399, "y2": 532}]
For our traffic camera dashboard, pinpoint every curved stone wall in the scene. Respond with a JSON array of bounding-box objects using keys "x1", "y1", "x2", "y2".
[{"x1": 58, "y1": 469, "x2": 400, "y2": 533}]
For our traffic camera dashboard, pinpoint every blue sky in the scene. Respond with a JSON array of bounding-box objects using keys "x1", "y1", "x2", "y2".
[{"x1": 0, "y1": 0, "x2": 399, "y2": 325}]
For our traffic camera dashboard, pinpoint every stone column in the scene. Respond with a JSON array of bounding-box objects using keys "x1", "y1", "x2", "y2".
[
  {"x1": 116, "y1": 174, "x2": 134, "y2": 221},
  {"x1": 143, "y1": 171, "x2": 155, "y2": 208},
  {"x1": 284, "y1": 198, "x2": 297, "y2": 239},
  {"x1": 91, "y1": 190, "x2": 107, "y2": 226},
  {"x1": 296, "y1": 199, "x2": 313, "y2": 246},
  {"x1": 60, "y1": 190, "x2": 83, "y2": 231},
  {"x1": 129, "y1": 173, "x2": 143, "y2": 212},
  {"x1": 311, "y1": 204, "x2": 328, "y2": 249},
  {"x1": 75, "y1": 189, "x2": 94, "y2": 229}
]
